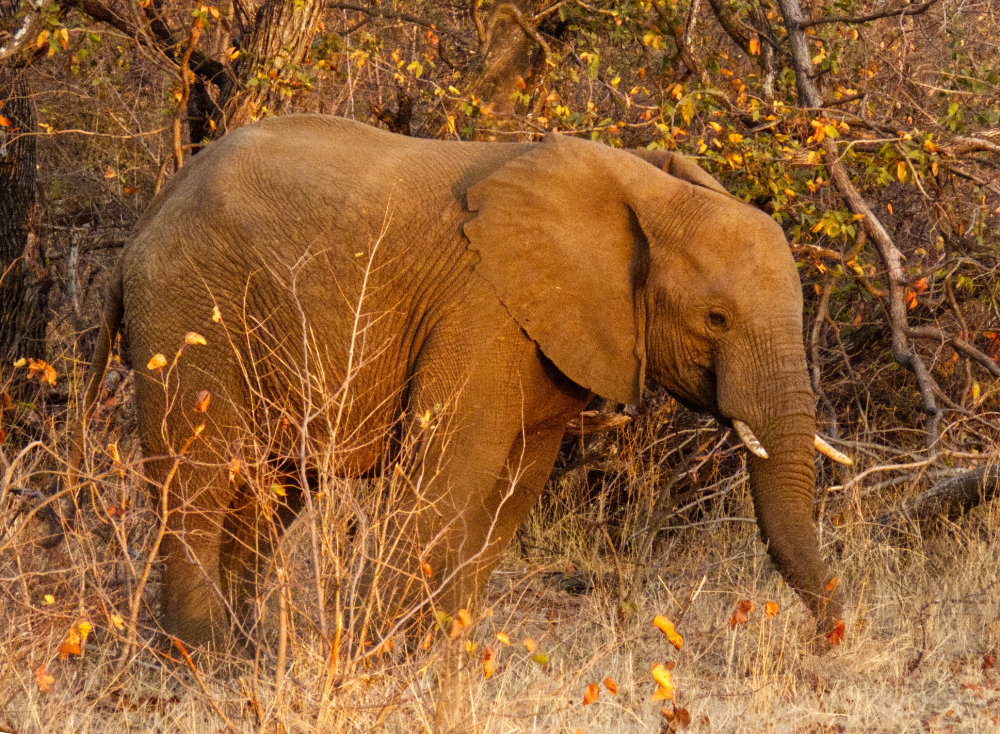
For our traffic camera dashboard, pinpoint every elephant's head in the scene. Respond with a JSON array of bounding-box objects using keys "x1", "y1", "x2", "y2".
[{"x1": 463, "y1": 133, "x2": 843, "y2": 634}]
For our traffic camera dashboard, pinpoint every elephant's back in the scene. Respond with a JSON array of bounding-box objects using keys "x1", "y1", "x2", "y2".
[{"x1": 117, "y1": 116, "x2": 526, "y2": 439}]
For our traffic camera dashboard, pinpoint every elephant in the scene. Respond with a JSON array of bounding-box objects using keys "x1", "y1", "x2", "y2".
[{"x1": 76, "y1": 114, "x2": 846, "y2": 648}]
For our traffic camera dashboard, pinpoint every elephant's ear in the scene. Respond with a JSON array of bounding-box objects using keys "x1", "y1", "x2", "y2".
[
  {"x1": 627, "y1": 148, "x2": 731, "y2": 196},
  {"x1": 464, "y1": 133, "x2": 684, "y2": 404}
]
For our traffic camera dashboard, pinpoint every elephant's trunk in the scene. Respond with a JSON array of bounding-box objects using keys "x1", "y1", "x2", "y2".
[{"x1": 719, "y1": 328, "x2": 843, "y2": 636}]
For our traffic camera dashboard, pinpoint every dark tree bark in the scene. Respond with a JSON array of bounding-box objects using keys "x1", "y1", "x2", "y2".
[
  {"x1": 461, "y1": 0, "x2": 549, "y2": 134},
  {"x1": 212, "y1": 0, "x2": 324, "y2": 134},
  {"x1": 0, "y1": 12, "x2": 49, "y2": 385}
]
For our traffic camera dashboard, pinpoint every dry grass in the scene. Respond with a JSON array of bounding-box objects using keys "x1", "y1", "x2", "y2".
[{"x1": 2, "y1": 367, "x2": 1000, "y2": 734}]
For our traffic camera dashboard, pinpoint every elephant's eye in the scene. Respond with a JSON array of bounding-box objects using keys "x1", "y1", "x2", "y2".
[{"x1": 708, "y1": 311, "x2": 729, "y2": 331}]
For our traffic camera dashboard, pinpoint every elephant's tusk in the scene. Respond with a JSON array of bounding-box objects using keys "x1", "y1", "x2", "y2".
[
  {"x1": 732, "y1": 420, "x2": 769, "y2": 459},
  {"x1": 815, "y1": 434, "x2": 853, "y2": 465}
]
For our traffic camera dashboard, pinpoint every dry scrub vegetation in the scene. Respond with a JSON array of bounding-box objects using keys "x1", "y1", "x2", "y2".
[{"x1": 2, "y1": 0, "x2": 1000, "y2": 731}]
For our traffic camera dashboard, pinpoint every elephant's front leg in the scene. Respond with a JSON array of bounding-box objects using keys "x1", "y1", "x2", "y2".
[{"x1": 356, "y1": 380, "x2": 586, "y2": 642}]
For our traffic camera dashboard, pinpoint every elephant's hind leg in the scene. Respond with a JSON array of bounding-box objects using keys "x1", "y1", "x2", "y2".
[{"x1": 135, "y1": 368, "x2": 249, "y2": 649}]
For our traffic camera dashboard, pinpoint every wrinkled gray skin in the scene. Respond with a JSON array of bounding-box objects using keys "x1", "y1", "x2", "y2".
[{"x1": 82, "y1": 115, "x2": 842, "y2": 647}]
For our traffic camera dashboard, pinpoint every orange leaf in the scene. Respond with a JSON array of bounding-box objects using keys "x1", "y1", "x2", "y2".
[
  {"x1": 228, "y1": 457, "x2": 241, "y2": 481},
  {"x1": 184, "y1": 331, "x2": 207, "y2": 346},
  {"x1": 583, "y1": 682, "x2": 599, "y2": 705},
  {"x1": 35, "y1": 663, "x2": 54, "y2": 693},
  {"x1": 826, "y1": 619, "x2": 846, "y2": 646},
  {"x1": 523, "y1": 638, "x2": 536, "y2": 653},
  {"x1": 729, "y1": 599, "x2": 754, "y2": 629},
  {"x1": 147, "y1": 353, "x2": 168, "y2": 371},
  {"x1": 482, "y1": 645, "x2": 496, "y2": 678},
  {"x1": 765, "y1": 602, "x2": 778, "y2": 619},
  {"x1": 421, "y1": 562, "x2": 433, "y2": 577},
  {"x1": 193, "y1": 390, "x2": 211, "y2": 413},
  {"x1": 420, "y1": 629, "x2": 434, "y2": 649},
  {"x1": 897, "y1": 161, "x2": 907, "y2": 182},
  {"x1": 825, "y1": 576, "x2": 840, "y2": 593},
  {"x1": 914, "y1": 277, "x2": 928, "y2": 294},
  {"x1": 749, "y1": 37, "x2": 761, "y2": 55},
  {"x1": 60, "y1": 626, "x2": 82, "y2": 659},
  {"x1": 906, "y1": 291, "x2": 918, "y2": 309},
  {"x1": 603, "y1": 676, "x2": 618, "y2": 694},
  {"x1": 0, "y1": 115, "x2": 10, "y2": 127},
  {"x1": 450, "y1": 608, "x2": 471, "y2": 637},
  {"x1": 653, "y1": 615, "x2": 683, "y2": 650},
  {"x1": 495, "y1": 631, "x2": 510, "y2": 646},
  {"x1": 27, "y1": 359, "x2": 57, "y2": 387}
]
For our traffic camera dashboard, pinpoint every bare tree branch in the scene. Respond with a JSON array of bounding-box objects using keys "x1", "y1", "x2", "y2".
[
  {"x1": 776, "y1": 0, "x2": 944, "y2": 449},
  {"x1": 798, "y1": 0, "x2": 941, "y2": 29},
  {"x1": 906, "y1": 327, "x2": 1000, "y2": 379},
  {"x1": 877, "y1": 465, "x2": 1000, "y2": 527},
  {"x1": 328, "y1": 2, "x2": 468, "y2": 44}
]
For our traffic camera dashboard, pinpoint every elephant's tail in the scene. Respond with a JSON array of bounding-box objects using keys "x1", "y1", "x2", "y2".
[{"x1": 67, "y1": 263, "x2": 124, "y2": 494}]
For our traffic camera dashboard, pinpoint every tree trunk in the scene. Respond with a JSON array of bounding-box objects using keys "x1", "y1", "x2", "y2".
[
  {"x1": 0, "y1": 65, "x2": 48, "y2": 380},
  {"x1": 212, "y1": 0, "x2": 324, "y2": 134}
]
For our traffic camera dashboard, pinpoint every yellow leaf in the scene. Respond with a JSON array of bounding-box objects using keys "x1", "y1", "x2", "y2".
[
  {"x1": 184, "y1": 331, "x2": 207, "y2": 346},
  {"x1": 78, "y1": 621, "x2": 92, "y2": 642},
  {"x1": 651, "y1": 664, "x2": 674, "y2": 700},
  {"x1": 728, "y1": 133, "x2": 743, "y2": 144},
  {"x1": 583, "y1": 682, "x2": 599, "y2": 705},
  {"x1": 271, "y1": 483, "x2": 287, "y2": 497},
  {"x1": 211, "y1": 306, "x2": 222, "y2": 323},
  {"x1": 653, "y1": 615, "x2": 684, "y2": 650},
  {"x1": 708, "y1": 121, "x2": 722, "y2": 133},
  {"x1": 972, "y1": 381, "x2": 981, "y2": 400},
  {"x1": 496, "y1": 631, "x2": 510, "y2": 646},
  {"x1": 36, "y1": 30, "x2": 50, "y2": 49},
  {"x1": 110, "y1": 614, "x2": 124, "y2": 630},
  {"x1": 13, "y1": 357, "x2": 26, "y2": 368},
  {"x1": 44, "y1": 594, "x2": 54, "y2": 605},
  {"x1": 147, "y1": 353, "x2": 168, "y2": 371},
  {"x1": 897, "y1": 161, "x2": 907, "y2": 182},
  {"x1": 229, "y1": 457, "x2": 241, "y2": 481}
]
